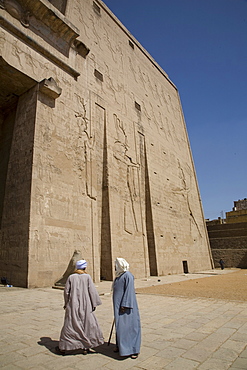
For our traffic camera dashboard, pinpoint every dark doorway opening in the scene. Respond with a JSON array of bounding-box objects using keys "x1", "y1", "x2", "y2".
[{"x1": 183, "y1": 260, "x2": 189, "y2": 274}]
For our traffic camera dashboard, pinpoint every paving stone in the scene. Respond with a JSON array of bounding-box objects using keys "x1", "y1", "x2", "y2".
[
  {"x1": 182, "y1": 345, "x2": 212, "y2": 363},
  {"x1": 0, "y1": 352, "x2": 28, "y2": 367},
  {"x1": 229, "y1": 357, "x2": 247, "y2": 369},
  {"x1": 239, "y1": 347, "x2": 247, "y2": 358},
  {"x1": 157, "y1": 346, "x2": 186, "y2": 359},
  {"x1": 171, "y1": 338, "x2": 197, "y2": 350},
  {"x1": 198, "y1": 358, "x2": 232, "y2": 370},
  {"x1": 1, "y1": 275, "x2": 247, "y2": 369},
  {"x1": 212, "y1": 347, "x2": 239, "y2": 362},
  {"x1": 230, "y1": 332, "x2": 247, "y2": 342},
  {"x1": 133, "y1": 355, "x2": 171, "y2": 369},
  {"x1": 144, "y1": 340, "x2": 171, "y2": 351},
  {"x1": 185, "y1": 331, "x2": 209, "y2": 342},
  {"x1": 222, "y1": 340, "x2": 247, "y2": 353},
  {"x1": 163, "y1": 357, "x2": 199, "y2": 369}
]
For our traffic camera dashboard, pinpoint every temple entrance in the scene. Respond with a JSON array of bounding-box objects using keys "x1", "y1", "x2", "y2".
[{"x1": 0, "y1": 57, "x2": 37, "y2": 287}]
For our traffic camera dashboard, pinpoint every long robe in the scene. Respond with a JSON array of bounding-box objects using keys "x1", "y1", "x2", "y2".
[
  {"x1": 112, "y1": 271, "x2": 141, "y2": 356},
  {"x1": 59, "y1": 273, "x2": 104, "y2": 351}
]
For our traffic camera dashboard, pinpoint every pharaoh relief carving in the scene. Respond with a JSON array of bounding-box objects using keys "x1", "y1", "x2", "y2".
[
  {"x1": 173, "y1": 159, "x2": 202, "y2": 237},
  {"x1": 113, "y1": 114, "x2": 142, "y2": 235},
  {"x1": 74, "y1": 96, "x2": 95, "y2": 199}
]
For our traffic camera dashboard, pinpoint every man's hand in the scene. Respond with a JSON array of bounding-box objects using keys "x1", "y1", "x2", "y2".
[{"x1": 120, "y1": 306, "x2": 126, "y2": 313}]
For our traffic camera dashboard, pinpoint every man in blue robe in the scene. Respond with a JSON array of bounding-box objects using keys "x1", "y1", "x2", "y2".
[{"x1": 112, "y1": 258, "x2": 141, "y2": 359}]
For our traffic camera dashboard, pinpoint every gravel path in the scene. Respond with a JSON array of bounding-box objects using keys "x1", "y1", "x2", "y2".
[{"x1": 136, "y1": 269, "x2": 247, "y2": 301}]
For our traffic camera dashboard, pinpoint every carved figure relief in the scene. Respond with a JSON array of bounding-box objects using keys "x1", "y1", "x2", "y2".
[
  {"x1": 74, "y1": 96, "x2": 95, "y2": 199},
  {"x1": 113, "y1": 114, "x2": 141, "y2": 234},
  {"x1": 176, "y1": 159, "x2": 202, "y2": 237}
]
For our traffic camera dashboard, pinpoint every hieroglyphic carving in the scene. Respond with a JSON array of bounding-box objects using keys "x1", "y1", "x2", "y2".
[
  {"x1": 88, "y1": 13, "x2": 102, "y2": 51},
  {"x1": 0, "y1": 29, "x2": 6, "y2": 51},
  {"x1": 74, "y1": 95, "x2": 96, "y2": 199},
  {"x1": 35, "y1": 186, "x2": 52, "y2": 217},
  {"x1": 33, "y1": 229, "x2": 40, "y2": 262},
  {"x1": 113, "y1": 114, "x2": 142, "y2": 234}
]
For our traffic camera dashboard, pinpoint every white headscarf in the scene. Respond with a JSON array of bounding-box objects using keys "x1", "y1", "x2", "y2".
[
  {"x1": 115, "y1": 257, "x2": 129, "y2": 277},
  {"x1": 76, "y1": 259, "x2": 87, "y2": 270}
]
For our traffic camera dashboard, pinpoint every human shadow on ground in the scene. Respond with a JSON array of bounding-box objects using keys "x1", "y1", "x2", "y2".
[
  {"x1": 38, "y1": 338, "x2": 125, "y2": 360},
  {"x1": 95, "y1": 342, "x2": 128, "y2": 361},
  {"x1": 38, "y1": 337, "x2": 59, "y2": 355},
  {"x1": 38, "y1": 337, "x2": 87, "y2": 356}
]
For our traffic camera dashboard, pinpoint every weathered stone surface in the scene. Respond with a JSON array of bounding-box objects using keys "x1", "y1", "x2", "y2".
[
  {"x1": 207, "y1": 222, "x2": 247, "y2": 268},
  {"x1": 0, "y1": 0, "x2": 213, "y2": 287}
]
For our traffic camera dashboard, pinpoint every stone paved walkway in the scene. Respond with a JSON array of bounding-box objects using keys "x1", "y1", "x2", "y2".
[{"x1": 0, "y1": 270, "x2": 247, "y2": 369}]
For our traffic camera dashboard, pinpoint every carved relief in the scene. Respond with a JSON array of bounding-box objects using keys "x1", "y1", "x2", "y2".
[
  {"x1": 0, "y1": 30, "x2": 6, "y2": 50},
  {"x1": 113, "y1": 114, "x2": 142, "y2": 234},
  {"x1": 128, "y1": 56, "x2": 138, "y2": 84},
  {"x1": 74, "y1": 96, "x2": 95, "y2": 199},
  {"x1": 35, "y1": 186, "x2": 52, "y2": 217},
  {"x1": 89, "y1": 13, "x2": 102, "y2": 51},
  {"x1": 33, "y1": 230, "x2": 40, "y2": 262},
  {"x1": 172, "y1": 159, "x2": 202, "y2": 237}
]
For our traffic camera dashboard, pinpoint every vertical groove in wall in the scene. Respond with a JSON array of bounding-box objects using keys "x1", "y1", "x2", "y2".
[
  {"x1": 100, "y1": 110, "x2": 112, "y2": 280},
  {"x1": 144, "y1": 141, "x2": 158, "y2": 276}
]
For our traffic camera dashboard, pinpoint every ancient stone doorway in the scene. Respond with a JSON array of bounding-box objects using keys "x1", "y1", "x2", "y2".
[
  {"x1": 0, "y1": 58, "x2": 37, "y2": 287},
  {"x1": 183, "y1": 260, "x2": 189, "y2": 274}
]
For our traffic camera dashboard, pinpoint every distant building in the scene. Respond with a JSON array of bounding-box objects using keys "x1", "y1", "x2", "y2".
[
  {"x1": 224, "y1": 198, "x2": 247, "y2": 224},
  {"x1": 233, "y1": 198, "x2": 247, "y2": 211},
  {"x1": 207, "y1": 199, "x2": 247, "y2": 269}
]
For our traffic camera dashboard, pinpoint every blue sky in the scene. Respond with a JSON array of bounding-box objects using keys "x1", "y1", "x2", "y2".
[{"x1": 103, "y1": 0, "x2": 247, "y2": 220}]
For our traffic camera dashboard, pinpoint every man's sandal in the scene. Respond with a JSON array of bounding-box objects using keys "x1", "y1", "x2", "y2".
[
  {"x1": 130, "y1": 354, "x2": 138, "y2": 359},
  {"x1": 82, "y1": 348, "x2": 93, "y2": 355}
]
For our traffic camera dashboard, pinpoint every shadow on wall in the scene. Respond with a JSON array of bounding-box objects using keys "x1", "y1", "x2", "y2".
[{"x1": 54, "y1": 250, "x2": 82, "y2": 287}]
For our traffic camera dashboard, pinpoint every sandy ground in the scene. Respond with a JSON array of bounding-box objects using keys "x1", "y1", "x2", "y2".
[{"x1": 136, "y1": 269, "x2": 247, "y2": 301}]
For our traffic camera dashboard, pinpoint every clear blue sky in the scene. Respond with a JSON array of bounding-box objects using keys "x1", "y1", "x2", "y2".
[{"x1": 103, "y1": 0, "x2": 247, "y2": 220}]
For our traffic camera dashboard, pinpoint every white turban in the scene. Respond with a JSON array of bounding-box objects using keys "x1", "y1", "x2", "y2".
[
  {"x1": 76, "y1": 259, "x2": 87, "y2": 270},
  {"x1": 115, "y1": 258, "x2": 129, "y2": 277}
]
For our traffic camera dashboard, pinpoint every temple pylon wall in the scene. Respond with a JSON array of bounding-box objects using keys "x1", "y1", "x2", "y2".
[{"x1": 0, "y1": 0, "x2": 213, "y2": 287}]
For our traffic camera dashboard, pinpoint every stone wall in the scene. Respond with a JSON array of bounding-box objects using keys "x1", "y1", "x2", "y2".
[
  {"x1": 207, "y1": 222, "x2": 247, "y2": 268},
  {"x1": 225, "y1": 210, "x2": 247, "y2": 224},
  {"x1": 0, "y1": 0, "x2": 213, "y2": 287}
]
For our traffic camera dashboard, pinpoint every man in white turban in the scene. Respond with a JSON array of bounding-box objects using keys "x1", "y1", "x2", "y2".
[
  {"x1": 75, "y1": 259, "x2": 87, "y2": 270},
  {"x1": 112, "y1": 258, "x2": 141, "y2": 359},
  {"x1": 56, "y1": 259, "x2": 104, "y2": 355}
]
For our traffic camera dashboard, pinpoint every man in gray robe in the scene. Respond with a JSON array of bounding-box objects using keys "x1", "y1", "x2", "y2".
[
  {"x1": 56, "y1": 259, "x2": 104, "y2": 355},
  {"x1": 112, "y1": 258, "x2": 141, "y2": 359}
]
